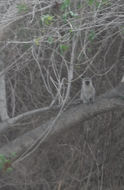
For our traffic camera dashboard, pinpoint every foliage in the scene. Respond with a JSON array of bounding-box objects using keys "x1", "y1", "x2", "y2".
[
  {"x1": 41, "y1": 14, "x2": 54, "y2": 25},
  {"x1": 88, "y1": 30, "x2": 96, "y2": 41},
  {"x1": 61, "y1": 0, "x2": 70, "y2": 11},
  {"x1": 87, "y1": 0, "x2": 109, "y2": 8},
  {"x1": 0, "y1": 153, "x2": 16, "y2": 173},
  {"x1": 0, "y1": 154, "x2": 12, "y2": 172},
  {"x1": 48, "y1": 37, "x2": 54, "y2": 44},
  {"x1": 34, "y1": 37, "x2": 41, "y2": 46},
  {"x1": 1, "y1": 0, "x2": 123, "y2": 112},
  {"x1": 16, "y1": 3, "x2": 28, "y2": 13},
  {"x1": 60, "y1": 44, "x2": 69, "y2": 54}
]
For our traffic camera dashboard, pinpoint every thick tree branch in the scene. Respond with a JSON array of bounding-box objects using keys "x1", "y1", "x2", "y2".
[
  {"x1": 0, "y1": 59, "x2": 9, "y2": 121},
  {"x1": 0, "y1": 99, "x2": 57, "y2": 133},
  {"x1": 0, "y1": 82, "x2": 124, "y2": 157}
]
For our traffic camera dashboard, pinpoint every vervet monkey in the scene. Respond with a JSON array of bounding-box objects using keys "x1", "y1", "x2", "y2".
[{"x1": 80, "y1": 77, "x2": 95, "y2": 104}]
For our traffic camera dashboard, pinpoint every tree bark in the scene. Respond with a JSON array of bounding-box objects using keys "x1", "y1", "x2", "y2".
[
  {"x1": 0, "y1": 59, "x2": 9, "y2": 121},
  {"x1": 0, "y1": 87, "x2": 124, "y2": 157},
  {"x1": 0, "y1": 81, "x2": 124, "y2": 158}
]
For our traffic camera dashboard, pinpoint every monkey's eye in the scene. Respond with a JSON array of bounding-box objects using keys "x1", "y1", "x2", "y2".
[{"x1": 85, "y1": 81, "x2": 90, "y2": 85}]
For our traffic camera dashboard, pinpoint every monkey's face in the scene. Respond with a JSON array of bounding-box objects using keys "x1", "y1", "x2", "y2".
[
  {"x1": 85, "y1": 80, "x2": 90, "y2": 86},
  {"x1": 82, "y1": 78, "x2": 92, "y2": 86}
]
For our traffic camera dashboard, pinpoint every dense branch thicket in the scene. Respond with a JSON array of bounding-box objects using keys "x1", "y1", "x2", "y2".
[
  {"x1": 0, "y1": 0, "x2": 123, "y2": 116},
  {"x1": 0, "y1": 0, "x2": 124, "y2": 189}
]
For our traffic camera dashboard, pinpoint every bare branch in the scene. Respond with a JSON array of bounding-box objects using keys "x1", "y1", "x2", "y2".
[{"x1": 0, "y1": 82, "x2": 124, "y2": 158}]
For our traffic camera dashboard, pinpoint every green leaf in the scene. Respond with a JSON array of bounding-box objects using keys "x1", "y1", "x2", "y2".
[
  {"x1": 121, "y1": 26, "x2": 124, "y2": 35},
  {"x1": 62, "y1": 13, "x2": 68, "y2": 22},
  {"x1": 88, "y1": 30, "x2": 96, "y2": 41},
  {"x1": 0, "y1": 154, "x2": 6, "y2": 170},
  {"x1": 87, "y1": 0, "x2": 95, "y2": 6},
  {"x1": 48, "y1": 37, "x2": 54, "y2": 44},
  {"x1": 69, "y1": 29, "x2": 73, "y2": 33},
  {"x1": 61, "y1": 0, "x2": 70, "y2": 11},
  {"x1": 34, "y1": 38, "x2": 41, "y2": 46},
  {"x1": 41, "y1": 14, "x2": 54, "y2": 25},
  {"x1": 60, "y1": 44, "x2": 69, "y2": 54},
  {"x1": 0, "y1": 162, "x2": 3, "y2": 169},
  {"x1": 17, "y1": 3, "x2": 28, "y2": 12},
  {"x1": 102, "y1": 0, "x2": 108, "y2": 4},
  {"x1": 0, "y1": 154, "x2": 6, "y2": 161},
  {"x1": 77, "y1": 3, "x2": 83, "y2": 9},
  {"x1": 95, "y1": 1, "x2": 100, "y2": 8},
  {"x1": 69, "y1": 11, "x2": 78, "y2": 17},
  {"x1": 5, "y1": 159, "x2": 11, "y2": 163},
  {"x1": 6, "y1": 167, "x2": 13, "y2": 172}
]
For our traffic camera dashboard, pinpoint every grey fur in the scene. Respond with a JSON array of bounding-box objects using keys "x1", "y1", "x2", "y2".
[{"x1": 80, "y1": 78, "x2": 95, "y2": 104}]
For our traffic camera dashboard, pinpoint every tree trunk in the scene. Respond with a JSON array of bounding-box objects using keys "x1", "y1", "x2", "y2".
[{"x1": 0, "y1": 59, "x2": 9, "y2": 121}]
